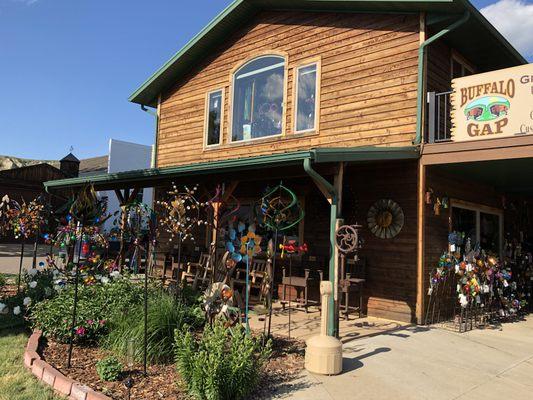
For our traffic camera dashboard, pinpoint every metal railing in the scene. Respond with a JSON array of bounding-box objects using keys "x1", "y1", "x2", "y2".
[{"x1": 427, "y1": 90, "x2": 452, "y2": 143}]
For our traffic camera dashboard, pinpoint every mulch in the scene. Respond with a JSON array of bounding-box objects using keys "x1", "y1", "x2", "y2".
[
  {"x1": 1, "y1": 283, "x2": 18, "y2": 299},
  {"x1": 40, "y1": 334, "x2": 304, "y2": 400}
]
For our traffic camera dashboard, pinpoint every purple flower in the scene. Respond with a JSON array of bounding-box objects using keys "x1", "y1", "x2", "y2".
[{"x1": 75, "y1": 326, "x2": 86, "y2": 336}]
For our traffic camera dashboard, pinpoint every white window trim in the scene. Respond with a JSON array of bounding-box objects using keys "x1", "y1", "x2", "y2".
[
  {"x1": 229, "y1": 55, "x2": 287, "y2": 144},
  {"x1": 293, "y1": 59, "x2": 321, "y2": 134},
  {"x1": 450, "y1": 199, "x2": 503, "y2": 256},
  {"x1": 203, "y1": 88, "x2": 224, "y2": 148}
]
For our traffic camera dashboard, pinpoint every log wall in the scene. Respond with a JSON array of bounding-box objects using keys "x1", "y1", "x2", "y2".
[{"x1": 157, "y1": 11, "x2": 420, "y2": 167}]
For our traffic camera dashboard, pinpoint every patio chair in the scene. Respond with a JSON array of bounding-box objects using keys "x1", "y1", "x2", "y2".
[
  {"x1": 181, "y1": 253, "x2": 210, "y2": 288},
  {"x1": 231, "y1": 258, "x2": 268, "y2": 301}
]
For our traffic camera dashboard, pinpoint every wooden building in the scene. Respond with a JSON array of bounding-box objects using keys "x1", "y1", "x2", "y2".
[{"x1": 45, "y1": 0, "x2": 532, "y2": 331}]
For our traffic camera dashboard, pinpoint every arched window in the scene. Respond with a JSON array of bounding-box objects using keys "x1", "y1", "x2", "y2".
[{"x1": 231, "y1": 55, "x2": 285, "y2": 142}]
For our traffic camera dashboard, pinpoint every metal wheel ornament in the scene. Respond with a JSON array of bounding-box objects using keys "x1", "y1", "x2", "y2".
[
  {"x1": 367, "y1": 199, "x2": 404, "y2": 239},
  {"x1": 335, "y1": 224, "x2": 361, "y2": 254}
]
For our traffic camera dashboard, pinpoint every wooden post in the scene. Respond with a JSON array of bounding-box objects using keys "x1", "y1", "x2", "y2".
[{"x1": 416, "y1": 160, "x2": 426, "y2": 323}]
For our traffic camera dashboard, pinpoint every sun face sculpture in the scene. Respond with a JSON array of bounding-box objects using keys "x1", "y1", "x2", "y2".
[{"x1": 367, "y1": 199, "x2": 404, "y2": 239}]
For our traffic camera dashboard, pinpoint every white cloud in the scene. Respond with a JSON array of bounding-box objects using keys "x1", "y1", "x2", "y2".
[{"x1": 481, "y1": 0, "x2": 533, "y2": 59}]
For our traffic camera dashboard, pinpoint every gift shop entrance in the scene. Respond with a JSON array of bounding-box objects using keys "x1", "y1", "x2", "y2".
[{"x1": 420, "y1": 139, "x2": 533, "y2": 331}]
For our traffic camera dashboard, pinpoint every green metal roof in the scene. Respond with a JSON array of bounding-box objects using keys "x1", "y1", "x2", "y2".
[
  {"x1": 44, "y1": 146, "x2": 420, "y2": 191},
  {"x1": 129, "y1": 0, "x2": 526, "y2": 107}
]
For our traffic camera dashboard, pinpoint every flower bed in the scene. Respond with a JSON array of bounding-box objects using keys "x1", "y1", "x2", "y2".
[{"x1": 32, "y1": 331, "x2": 304, "y2": 400}]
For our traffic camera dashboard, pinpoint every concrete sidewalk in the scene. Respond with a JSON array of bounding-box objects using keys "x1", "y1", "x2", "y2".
[
  {"x1": 276, "y1": 317, "x2": 533, "y2": 400},
  {"x1": 0, "y1": 243, "x2": 54, "y2": 274}
]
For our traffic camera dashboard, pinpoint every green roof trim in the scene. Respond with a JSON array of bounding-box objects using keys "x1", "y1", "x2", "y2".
[
  {"x1": 128, "y1": 0, "x2": 526, "y2": 107},
  {"x1": 44, "y1": 146, "x2": 419, "y2": 191}
]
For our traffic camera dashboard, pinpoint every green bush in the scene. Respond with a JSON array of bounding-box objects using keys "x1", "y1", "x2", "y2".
[
  {"x1": 105, "y1": 291, "x2": 204, "y2": 364},
  {"x1": 30, "y1": 279, "x2": 144, "y2": 343},
  {"x1": 96, "y1": 356, "x2": 123, "y2": 381},
  {"x1": 175, "y1": 324, "x2": 271, "y2": 400}
]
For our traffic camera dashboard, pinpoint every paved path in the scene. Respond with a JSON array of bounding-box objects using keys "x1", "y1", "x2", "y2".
[
  {"x1": 278, "y1": 317, "x2": 533, "y2": 400},
  {"x1": 0, "y1": 244, "x2": 53, "y2": 274}
]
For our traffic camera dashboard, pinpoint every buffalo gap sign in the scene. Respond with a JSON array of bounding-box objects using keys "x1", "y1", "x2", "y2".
[{"x1": 451, "y1": 63, "x2": 533, "y2": 142}]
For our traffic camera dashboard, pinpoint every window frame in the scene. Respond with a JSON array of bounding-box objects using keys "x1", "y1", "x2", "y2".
[
  {"x1": 450, "y1": 51, "x2": 476, "y2": 80},
  {"x1": 293, "y1": 59, "x2": 321, "y2": 135},
  {"x1": 228, "y1": 53, "x2": 288, "y2": 144},
  {"x1": 450, "y1": 199, "x2": 503, "y2": 256},
  {"x1": 203, "y1": 88, "x2": 225, "y2": 149}
]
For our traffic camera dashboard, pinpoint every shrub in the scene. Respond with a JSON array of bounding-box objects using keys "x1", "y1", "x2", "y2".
[
  {"x1": 105, "y1": 291, "x2": 204, "y2": 364},
  {"x1": 0, "y1": 273, "x2": 6, "y2": 292},
  {"x1": 96, "y1": 356, "x2": 123, "y2": 381},
  {"x1": 30, "y1": 279, "x2": 144, "y2": 343},
  {"x1": 175, "y1": 324, "x2": 271, "y2": 400}
]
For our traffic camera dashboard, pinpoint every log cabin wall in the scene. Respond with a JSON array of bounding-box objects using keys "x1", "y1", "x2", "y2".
[
  {"x1": 343, "y1": 160, "x2": 418, "y2": 322},
  {"x1": 157, "y1": 11, "x2": 421, "y2": 167},
  {"x1": 422, "y1": 168, "x2": 502, "y2": 317}
]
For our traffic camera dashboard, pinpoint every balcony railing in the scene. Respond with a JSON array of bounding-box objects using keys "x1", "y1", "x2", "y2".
[{"x1": 427, "y1": 90, "x2": 452, "y2": 143}]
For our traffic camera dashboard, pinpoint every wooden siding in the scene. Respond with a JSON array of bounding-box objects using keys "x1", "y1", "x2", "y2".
[
  {"x1": 344, "y1": 160, "x2": 418, "y2": 323},
  {"x1": 157, "y1": 11, "x2": 420, "y2": 168}
]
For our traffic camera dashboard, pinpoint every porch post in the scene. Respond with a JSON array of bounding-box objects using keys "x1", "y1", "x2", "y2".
[
  {"x1": 416, "y1": 160, "x2": 426, "y2": 323},
  {"x1": 303, "y1": 158, "x2": 340, "y2": 337}
]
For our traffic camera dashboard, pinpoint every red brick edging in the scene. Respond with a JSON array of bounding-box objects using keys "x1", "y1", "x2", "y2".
[{"x1": 24, "y1": 330, "x2": 110, "y2": 400}]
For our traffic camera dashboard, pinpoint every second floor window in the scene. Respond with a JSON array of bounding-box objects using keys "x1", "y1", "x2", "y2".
[
  {"x1": 231, "y1": 55, "x2": 285, "y2": 142},
  {"x1": 205, "y1": 89, "x2": 223, "y2": 146},
  {"x1": 295, "y1": 62, "x2": 318, "y2": 132}
]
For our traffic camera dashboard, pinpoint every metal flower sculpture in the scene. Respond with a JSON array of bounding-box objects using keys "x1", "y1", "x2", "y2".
[
  {"x1": 0, "y1": 195, "x2": 46, "y2": 293},
  {"x1": 157, "y1": 183, "x2": 207, "y2": 297},
  {"x1": 157, "y1": 184, "x2": 207, "y2": 243},
  {"x1": 258, "y1": 183, "x2": 304, "y2": 338}
]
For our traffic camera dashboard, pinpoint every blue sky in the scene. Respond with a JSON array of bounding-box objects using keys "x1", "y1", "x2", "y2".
[{"x1": 1, "y1": 0, "x2": 531, "y2": 161}]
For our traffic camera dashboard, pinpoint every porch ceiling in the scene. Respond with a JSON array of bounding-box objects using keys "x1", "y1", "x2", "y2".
[
  {"x1": 43, "y1": 146, "x2": 419, "y2": 192},
  {"x1": 432, "y1": 158, "x2": 533, "y2": 195}
]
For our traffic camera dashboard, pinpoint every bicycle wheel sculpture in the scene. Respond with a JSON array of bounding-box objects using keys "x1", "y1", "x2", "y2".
[{"x1": 335, "y1": 224, "x2": 360, "y2": 255}]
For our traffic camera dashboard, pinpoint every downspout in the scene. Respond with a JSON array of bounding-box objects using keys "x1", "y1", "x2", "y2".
[
  {"x1": 141, "y1": 104, "x2": 159, "y2": 168},
  {"x1": 413, "y1": 11, "x2": 470, "y2": 145},
  {"x1": 303, "y1": 156, "x2": 338, "y2": 337}
]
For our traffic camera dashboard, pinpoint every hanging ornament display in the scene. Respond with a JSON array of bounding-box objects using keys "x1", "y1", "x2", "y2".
[{"x1": 367, "y1": 199, "x2": 404, "y2": 239}]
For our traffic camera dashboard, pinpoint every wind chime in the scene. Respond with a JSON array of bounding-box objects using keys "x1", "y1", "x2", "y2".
[
  {"x1": 157, "y1": 183, "x2": 207, "y2": 295},
  {"x1": 66, "y1": 185, "x2": 108, "y2": 368},
  {"x1": 258, "y1": 183, "x2": 304, "y2": 338}
]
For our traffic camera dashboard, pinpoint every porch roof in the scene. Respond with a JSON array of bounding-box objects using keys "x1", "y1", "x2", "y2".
[
  {"x1": 129, "y1": 0, "x2": 526, "y2": 108},
  {"x1": 43, "y1": 146, "x2": 419, "y2": 191}
]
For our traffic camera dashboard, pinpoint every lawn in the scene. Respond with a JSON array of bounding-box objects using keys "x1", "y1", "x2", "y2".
[{"x1": 0, "y1": 328, "x2": 63, "y2": 400}]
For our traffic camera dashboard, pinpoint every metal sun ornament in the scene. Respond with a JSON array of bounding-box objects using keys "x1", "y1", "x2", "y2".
[{"x1": 367, "y1": 199, "x2": 404, "y2": 239}]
